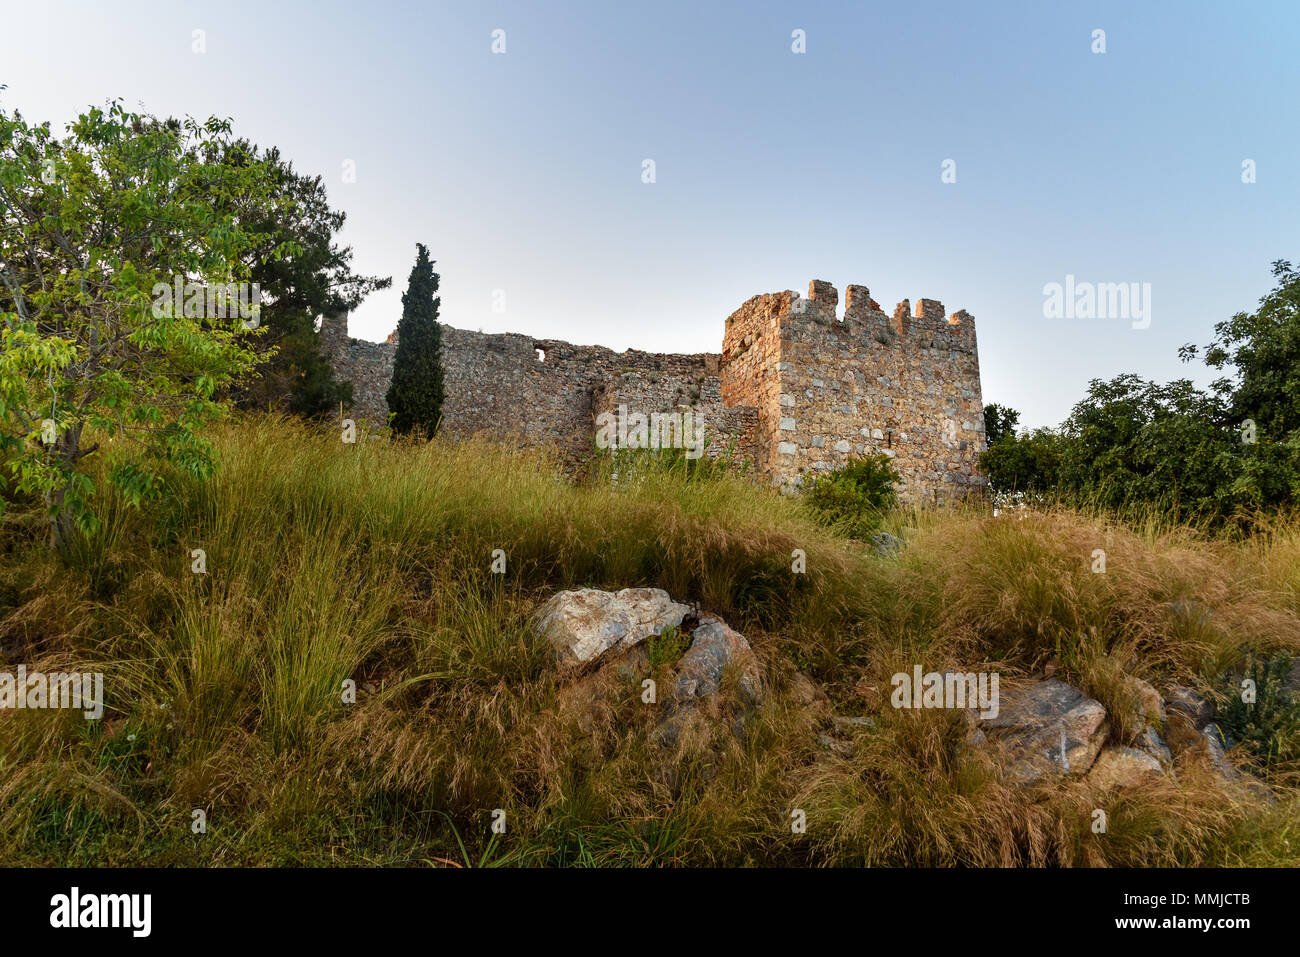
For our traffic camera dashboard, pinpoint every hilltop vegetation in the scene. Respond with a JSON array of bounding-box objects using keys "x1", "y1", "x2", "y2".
[{"x1": 0, "y1": 416, "x2": 1296, "y2": 866}]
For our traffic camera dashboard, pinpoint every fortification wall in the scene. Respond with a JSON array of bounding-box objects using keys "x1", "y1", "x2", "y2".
[
  {"x1": 591, "y1": 370, "x2": 763, "y2": 465},
  {"x1": 719, "y1": 290, "x2": 794, "y2": 476},
  {"x1": 321, "y1": 276, "x2": 986, "y2": 501},
  {"x1": 320, "y1": 317, "x2": 761, "y2": 468},
  {"x1": 720, "y1": 280, "x2": 986, "y2": 503}
]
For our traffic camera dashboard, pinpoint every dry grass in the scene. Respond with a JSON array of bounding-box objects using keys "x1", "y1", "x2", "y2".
[{"x1": 0, "y1": 414, "x2": 1295, "y2": 866}]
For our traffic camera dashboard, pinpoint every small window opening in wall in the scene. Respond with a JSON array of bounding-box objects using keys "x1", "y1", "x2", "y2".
[
  {"x1": 886, "y1": 429, "x2": 893, "y2": 449},
  {"x1": 535, "y1": 347, "x2": 546, "y2": 362}
]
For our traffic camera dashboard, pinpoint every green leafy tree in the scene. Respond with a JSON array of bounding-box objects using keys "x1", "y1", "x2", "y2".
[
  {"x1": 979, "y1": 426, "x2": 1064, "y2": 496},
  {"x1": 1057, "y1": 375, "x2": 1240, "y2": 517},
  {"x1": 216, "y1": 141, "x2": 390, "y2": 417},
  {"x1": 977, "y1": 261, "x2": 1300, "y2": 521},
  {"x1": 981, "y1": 403, "x2": 1020, "y2": 446},
  {"x1": 386, "y1": 243, "x2": 445, "y2": 438},
  {"x1": 0, "y1": 98, "x2": 276, "y2": 548},
  {"x1": 1181, "y1": 259, "x2": 1300, "y2": 511}
]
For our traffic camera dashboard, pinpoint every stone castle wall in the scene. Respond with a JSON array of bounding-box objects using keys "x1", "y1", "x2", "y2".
[
  {"x1": 320, "y1": 277, "x2": 986, "y2": 500},
  {"x1": 320, "y1": 316, "x2": 758, "y2": 468},
  {"x1": 719, "y1": 280, "x2": 986, "y2": 503}
]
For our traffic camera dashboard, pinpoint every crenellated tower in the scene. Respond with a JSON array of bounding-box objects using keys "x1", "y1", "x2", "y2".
[{"x1": 720, "y1": 279, "x2": 986, "y2": 502}]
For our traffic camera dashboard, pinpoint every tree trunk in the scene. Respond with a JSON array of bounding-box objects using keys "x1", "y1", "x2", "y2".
[{"x1": 47, "y1": 422, "x2": 84, "y2": 552}]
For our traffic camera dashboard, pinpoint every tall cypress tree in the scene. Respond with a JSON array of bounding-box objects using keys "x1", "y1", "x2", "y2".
[{"x1": 386, "y1": 244, "x2": 446, "y2": 437}]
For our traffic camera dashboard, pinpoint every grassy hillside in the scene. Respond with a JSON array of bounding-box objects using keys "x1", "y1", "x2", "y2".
[{"x1": 1, "y1": 415, "x2": 1297, "y2": 866}]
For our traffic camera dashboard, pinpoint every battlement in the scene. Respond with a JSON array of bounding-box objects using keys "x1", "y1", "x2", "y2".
[
  {"x1": 719, "y1": 279, "x2": 986, "y2": 500},
  {"x1": 321, "y1": 275, "x2": 986, "y2": 502}
]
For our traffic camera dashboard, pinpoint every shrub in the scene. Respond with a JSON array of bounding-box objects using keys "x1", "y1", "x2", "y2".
[
  {"x1": 802, "y1": 455, "x2": 898, "y2": 539},
  {"x1": 1217, "y1": 655, "x2": 1300, "y2": 769}
]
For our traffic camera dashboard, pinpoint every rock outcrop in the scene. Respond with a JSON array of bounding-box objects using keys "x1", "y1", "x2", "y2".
[
  {"x1": 1087, "y1": 746, "x2": 1165, "y2": 791},
  {"x1": 535, "y1": 587, "x2": 764, "y2": 748},
  {"x1": 959, "y1": 675, "x2": 1272, "y2": 799}
]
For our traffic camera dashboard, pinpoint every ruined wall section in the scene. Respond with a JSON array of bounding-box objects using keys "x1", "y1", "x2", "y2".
[
  {"x1": 320, "y1": 315, "x2": 763, "y2": 469},
  {"x1": 318, "y1": 313, "x2": 395, "y2": 423},
  {"x1": 591, "y1": 369, "x2": 762, "y2": 465}
]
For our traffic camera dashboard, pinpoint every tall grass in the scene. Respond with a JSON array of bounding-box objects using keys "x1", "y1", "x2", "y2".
[{"x1": 0, "y1": 414, "x2": 1295, "y2": 866}]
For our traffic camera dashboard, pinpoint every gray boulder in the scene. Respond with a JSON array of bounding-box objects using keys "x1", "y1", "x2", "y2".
[
  {"x1": 1165, "y1": 684, "x2": 1214, "y2": 729},
  {"x1": 654, "y1": 616, "x2": 763, "y2": 747},
  {"x1": 667, "y1": 617, "x2": 762, "y2": 706},
  {"x1": 535, "y1": 587, "x2": 765, "y2": 750},
  {"x1": 1121, "y1": 675, "x2": 1166, "y2": 730},
  {"x1": 870, "y1": 532, "x2": 903, "y2": 557},
  {"x1": 1136, "y1": 726, "x2": 1174, "y2": 769},
  {"x1": 980, "y1": 679, "x2": 1110, "y2": 783}
]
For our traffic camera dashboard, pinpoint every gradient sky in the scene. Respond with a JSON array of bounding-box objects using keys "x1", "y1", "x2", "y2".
[{"x1": 4, "y1": 0, "x2": 1296, "y2": 428}]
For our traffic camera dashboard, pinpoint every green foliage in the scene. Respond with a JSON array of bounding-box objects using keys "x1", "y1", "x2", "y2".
[
  {"x1": 1192, "y1": 259, "x2": 1300, "y2": 440},
  {"x1": 802, "y1": 454, "x2": 898, "y2": 538},
  {"x1": 1218, "y1": 656, "x2": 1300, "y2": 769},
  {"x1": 386, "y1": 244, "x2": 445, "y2": 438},
  {"x1": 981, "y1": 403, "x2": 1020, "y2": 447},
  {"x1": 1056, "y1": 375, "x2": 1243, "y2": 518},
  {"x1": 1184, "y1": 258, "x2": 1300, "y2": 513},
  {"x1": 647, "y1": 624, "x2": 690, "y2": 668},
  {"x1": 217, "y1": 141, "x2": 390, "y2": 418},
  {"x1": 979, "y1": 424, "x2": 1064, "y2": 498},
  {"x1": 976, "y1": 260, "x2": 1300, "y2": 523},
  {"x1": 0, "y1": 97, "x2": 276, "y2": 547}
]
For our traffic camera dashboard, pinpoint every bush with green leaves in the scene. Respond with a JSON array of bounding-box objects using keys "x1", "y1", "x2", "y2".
[
  {"x1": 802, "y1": 454, "x2": 898, "y2": 538},
  {"x1": 1217, "y1": 655, "x2": 1300, "y2": 769},
  {"x1": 979, "y1": 424, "x2": 1064, "y2": 499}
]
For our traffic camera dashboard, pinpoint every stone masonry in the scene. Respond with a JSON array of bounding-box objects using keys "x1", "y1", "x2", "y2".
[
  {"x1": 320, "y1": 278, "x2": 985, "y2": 502},
  {"x1": 319, "y1": 318, "x2": 759, "y2": 470},
  {"x1": 720, "y1": 281, "x2": 986, "y2": 501}
]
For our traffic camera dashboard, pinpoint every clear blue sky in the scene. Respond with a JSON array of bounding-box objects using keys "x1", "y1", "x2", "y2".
[{"x1": 4, "y1": 0, "x2": 1296, "y2": 428}]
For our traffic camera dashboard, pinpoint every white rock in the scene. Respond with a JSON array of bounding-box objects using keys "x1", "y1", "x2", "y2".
[{"x1": 535, "y1": 587, "x2": 690, "y2": 669}]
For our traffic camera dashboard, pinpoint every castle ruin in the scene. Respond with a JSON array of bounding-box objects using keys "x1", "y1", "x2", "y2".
[{"x1": 320, "y1": 279, "x2": 987, "y2": 502}]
